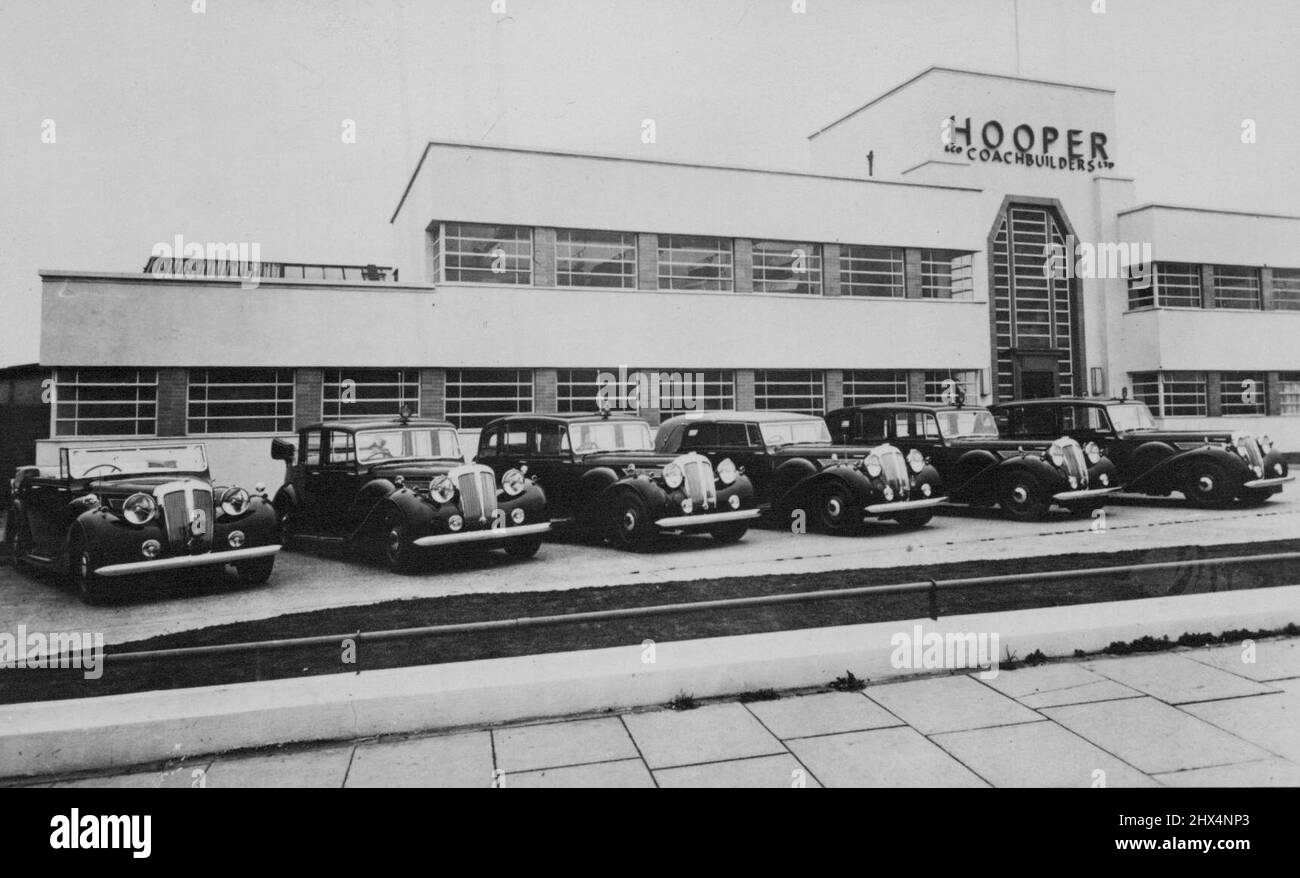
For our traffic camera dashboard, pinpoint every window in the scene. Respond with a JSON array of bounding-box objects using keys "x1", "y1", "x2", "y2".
[
  {"x1": 1133, "y1": 372, "x2": 1208, "y2": 417},
  {"x1": 924, "y1": 370, "x2": 980, "y2": 403},
  {"x1": 555, "y1": 229, "x2": 636, "y2": 289},
  {"x1": 1219, "y1": 371, "x2": 1267, "y2": 416},
  {"x1": 658, "y1": 235, "x2": 733, "y2": 291},
  {"x1": 1273, "y1": 269, "x2": 1300, "y2": 311},
  {"x1": 188, "y1": 368, "x2": 294, "y2": 434},
  {"x1": 1153, "y1": 263, "x2": 1202, "y2": 308},
  {"x1": 842, "y1": 370, "x2": 909, "y2": 405},
  {"x1": 557, "y1": 369, "x2": 603, "y2": 414},
  {"x1": 437, "y1": 223, "x2": 532, "y2": 284},
  {"x1": 752, "y1": 241, "x2": 822, "y2": 295},
  {"x1": 659, "y1": 369, "x2": 735, "y2": 413},
  {"x1": 563, "y1": 368, "x2": 736, "y2": 414},
  {"x1": 920, "y1": 250, "x2": 974, "y2": 299},
  {"x1": 445, "y1": 369, "x2": 533, "y2": 429},
  {"x1": 1130, "y1": 372, "x2": 1161, "y2": 413},
  {"x1": 1128, "y1": 264, "x2": 1155, "y2": 310},
  {"x1": 754, "y1": 370, "x2": 825, "y2": 415},
  {"x1": 840, "y1": 245, "x2": 903, "y2": 297},
  {"x1": 54, "y1": 368, "x2": 158, "y2": 436},
  {"x1": 1212, "y1": 266, "x2": 1261, "y2": 310},
  {"x1": 1279, "y1": 372, "x2": 1300, "y2": 415},
  {"x1": 322, "y1": 369, "x2": 419, "y2": 421}
]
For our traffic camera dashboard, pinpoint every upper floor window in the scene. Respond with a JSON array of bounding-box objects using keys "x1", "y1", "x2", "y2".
[
  {"x1": 658, "y1": 235, "x2": 733, "y2": 291},
  {"x1": 188, "y1": 368, "x2": 294, "y2": 434},
  {"x1": 920, "y1": 250, "x2": 975, "y2": 299},
  {"x1": 842, "y1": 370, "x2": 908, "y2": 406},
  {"x1": 445, "y1": 368, "x2": 533, "y2": 430},
  {"x1": 436, "y1": 223, "x2": 532, "y2": 285},
  {"x1": 1151, "y1": 263, "x2": 1202, "y2": 309},
  {"x1": 323, "y1": 369, "x2": 419, "y2": 421},
  {"x1": 1273, "y1": 268, "x2": 1300, "y2": 311},
  {"x1": 754, "y1": 370, "x2": 825, "y2": 415},
  {"x1": 1212, "y1": 265, "x2": 1262, "y2": 310},
  {"x1": 1219, "y1": 371, "x2": 1267, "y2": 416},
  {"x1": 54, "y1": 368, "x2": 158, "y2": 437},
  {"x1": 840, "y1": 245, "x2": 903, "y2": 297},
  {"x1": 555, "y1": 229, "x2": 637, "y2": 289},
  {"x1": 752, "y1": 241, "x2": 822, "y2": 295}
]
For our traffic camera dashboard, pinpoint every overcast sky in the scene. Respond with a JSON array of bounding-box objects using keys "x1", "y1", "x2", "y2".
[{"x1": 2, "y1": 0, "x2": 1297, "y2": 367}]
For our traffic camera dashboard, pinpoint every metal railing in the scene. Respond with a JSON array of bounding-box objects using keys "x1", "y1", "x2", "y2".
[{"x1": 143, "y1": 256, "x2": 399, "y2": 282}]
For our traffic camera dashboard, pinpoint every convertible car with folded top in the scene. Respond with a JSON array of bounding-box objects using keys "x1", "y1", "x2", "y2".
[
  {"x1": 824, "y1": 402, "x2": 1120, "y2": 521},
  {"x1": 990, "y1": 396, "x2": 1292, "y2": 506},
  {"x1": 270, "y1": 415, "x2": 550, "y2": 571},
  {"x1": 474, "y1": 411, "x2": 759, "y2": 550},
  {"x1": 654, "y1": 411, "x2": 946, "y2": 531},
  {"x1": 6, "y1": 443, "x2": 280, "y2": 603}
]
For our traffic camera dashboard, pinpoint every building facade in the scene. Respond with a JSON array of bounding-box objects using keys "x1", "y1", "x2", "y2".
[{"x1": 32, "y1": 67, "x2": 1300, "y2": 491}]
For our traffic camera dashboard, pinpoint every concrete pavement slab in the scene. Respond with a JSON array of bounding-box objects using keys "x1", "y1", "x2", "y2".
[
  {"x1": 1181, "y1": 693, "x2": 1300, "y2": 763},
  {"x1": 51, "y1": 762, "x2": 211, "y2": 789},
  {"x1": 1186, "y1": 639, "x2": 1300, "y2": 682},
  {"x1": 621, "y1": 703, "x2": 785, "y2": 769},
  {"x1": 865, "y1": 675, "x2": 1043, "y2": 734},
  {"x1": 745, "y1": 692, "x2": 902, "y2": 739},
  {"x1": 345, "y1": 732, "x2": 493, "y2": 788},
  {"x1": 981, "y1": 663, "x2": 1142, "y2": 708},
  {"x1": 504, "y1": 759, "x2": 655, "y2": 789},
  {"x1": 492, "y1": 717, "x2": 639, "y2": 773},
  {"x1": 787, "y1": 726, "x2": 988, "y2": 787},
  {"x1": 202, "y1": 745, "x2": 354, "y2": 788},
  {"x1": 1154, "y1": 758, "x2": 1300, "y2": 787},
  {"x1": 1083, "y1": 653, "x2": 1277, "y2": 704},
  {"x1": 654, "y1": 754, "x2": 819, "y2": 788},
  {"x1": 1042, "y1": 697, "x2": 1271, "y2": 774},
  {"x1": 931, "y1": 721, "x2": 1157, "y2": 787}
]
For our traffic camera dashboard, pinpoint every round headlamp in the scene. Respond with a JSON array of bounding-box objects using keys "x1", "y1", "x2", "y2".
[
  {"x1": 448, "y1": 514, "x2": 464, "y2": 531},
  {"x1": 864, "y1": 455, "x2": 883, "y2": 478},
  {"x1": 429, "y1": 475, "x2": 456, "y2": 504},
  {"x1": 906, "y1": 448, "x2": 925, "y2": 474},
  {"x1": 662, "y1": 462, "x2": 684, "y2": 489},
  {"x1": 716, "y1": 458, "x2": 738, "y2": 485},
  {"x1": 1083, "y1": 441, "x2": 1101, "y2": 465},
  {"x1": 501, "y1": 468, "x2": 527, "y2": 496},
  {"x1": 1048, "y1": 444, "x2": 1066, "y2": 467},
  {"x1": 1259, "y1": 434, "x2": 1273, "y2": 453},
  {"x1": 220, "y1": 487, "x2": 250, "y2": 517},
  {"x1": 123, "y1": 492, "x2": 158, "y2": 525}
]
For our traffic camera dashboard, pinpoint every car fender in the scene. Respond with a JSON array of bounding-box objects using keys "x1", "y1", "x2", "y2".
[
  {"x1": 1133, "y1": 444, "x2": 1240, "y2": 492},
  {"x1": 767, "y1": 457, "x2": 819, "y2": 506},
  {"x1": 941, "y1": 447, "x2": 1002, "y2": 499},
  {"x1": 370, "y1": 488, "x2": 432, "y2": 537},
  {"x1": 783, "y1": 465, "x2": 875, "y2": 511},
  {"x1": 606, "y1": 475, "x2": 668, "y2": 508},
  {"x1": 272, "y1": 484, "x2": 299, "y2": 515}
]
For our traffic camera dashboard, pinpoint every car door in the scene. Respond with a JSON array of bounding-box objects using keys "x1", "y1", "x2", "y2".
[
  {"x1": 21, "y1": 475, "x2": 69, "y2": 557},
  {"x1": 304, "y1": 430, "x2": 360, "y2": 535},
  {"x1": 526, "y1": 422, "x2": 579, "y2": 517}
]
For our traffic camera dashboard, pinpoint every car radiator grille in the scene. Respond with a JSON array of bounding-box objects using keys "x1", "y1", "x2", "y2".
[
  {"x1": 681, "y1": 457, "x2": 717, "y2": 509},
  {"x1": 455, "y1": 466, "x2": 499, "y2": 524},
  {"x1": 1236, "y1": 435, "x2": 1264, "y2": 471},
  {"x1": 159, "y1": 485, "x2": 214, "y2": 553},
  {"x1": 879, "y1": 447, "x2": 910, "y2": 497},
  {"x1": 1060, "y1": 440, "x2": 1089, "y2": 487}
]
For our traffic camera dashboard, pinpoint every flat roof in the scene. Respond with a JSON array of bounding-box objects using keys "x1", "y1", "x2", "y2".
[{"x1": 1116, "y1": 203, "x2": 1300, "y2": 222}]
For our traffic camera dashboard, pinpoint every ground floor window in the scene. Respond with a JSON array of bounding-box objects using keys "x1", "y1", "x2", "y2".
[
  {"x1": 445, "y1": 368, "x2": 533, "y2": 429},
  {"x1": 842, "y1": 370, "x2": 908, "y2": 405},
  {"x1": 1130, "y1": 371, "x2": 1207, "y2": 417},
  {"x1": 558, "y1": 368, "x2": 735, "y2": 414},
  {"x1": 322, "y1": 369, "x2": 419, "y2": 421},
  {"x1": 923, "y1": 369, "x2": 980, "y2": 403},
  {"x1": 1219, "y1": 371, "x2": 1268, "y2": 416},
  {"x1": 1279, "y1": 372, "x2": 1300, "y2": 415},
  {"x1": 188, "y1": 368, "x2": 295, "y2": 434},
  {"x1": 54, "y1": 368, "x2": 158, "y2": 436},
  {"x1": 754, "y1": 370, "x2": 824, "y2": 415}
]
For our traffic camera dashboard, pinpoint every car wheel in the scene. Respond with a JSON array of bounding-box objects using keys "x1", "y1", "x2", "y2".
[
  {"x1": 709, "y1": 522, "x2": 749, "y2": 544},
  {"x1": 893, "y1": 510, "x2": 934, "y2": 529},
  {"x1": 504, "y1": 536, "x2": 542, "y2": 558},
  {"x1": 235, "y1": 556, "x2": 275, "y2": 585},
  {"x1": 1183, "y1": 461, "x2": 1229, "y2": 508},
  {"x1": 275, "y1": 501, "x2": 298, "y2": 550},
  {"x1": 814, "y1": 483, "x2": 859, "y2": 533},
  {"x1": 381, "y1": 509, "x2": 417, "y2": 572},
  {"x1": 607, "y1": 493, "x2": 655, "y2": 551},
  {"x1": 998, "y1": 472, "x2": 1051, "y2": 521},
  {"x1": 66, "y1": 530, "x2": 106, "y2": 605}
]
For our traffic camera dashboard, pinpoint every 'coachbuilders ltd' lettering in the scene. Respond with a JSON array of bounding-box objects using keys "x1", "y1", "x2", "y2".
[{"x1": 944, "y1": 116, "x2": 1115, "y2": 172}]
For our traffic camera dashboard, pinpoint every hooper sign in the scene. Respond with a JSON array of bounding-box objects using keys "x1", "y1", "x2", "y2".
[{"x1": 943, "y1": 116, "x2": 1115, "y2": 172}]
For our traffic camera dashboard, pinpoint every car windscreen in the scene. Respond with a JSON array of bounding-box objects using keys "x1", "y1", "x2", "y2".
[
  {"x1": 759, "y1": 419, "x2": 832, "y2": 447},
  {"x1": 355, "y1": 428, "x2": 462, "y2": 462},
  {"x1": 568, "y1": 421, "x2": 654, "y2": 453},
  {"x1": 936, "y1": 409, "x2": 1000, "y2": 439},
  {"x1": 65, "y1": 444, "x2": 208, "y2": 479},
  {"x1": 1106, "y1": 403, "x2": 1157, "y2": 432}
]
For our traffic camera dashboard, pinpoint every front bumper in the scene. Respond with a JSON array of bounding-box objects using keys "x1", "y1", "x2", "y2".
[
  {"x1": 655, "y1": 509, "x2": 761, "y2": 529},
  {"x1": 414, "y1": 521, "x2": 551, "y2": 548},
  {"x1": 1244, "y1": 475, "x2": 1295, "y2": 489},
  {"x1": 1052, "y1": 486, "x2": 1121, "y2": 502},
  {"x1": 865, "y1": 497, "x2": 947, "y2": 515},
  {"x1": 95, "y1": 544, "x2": 281, "y2": 578}
]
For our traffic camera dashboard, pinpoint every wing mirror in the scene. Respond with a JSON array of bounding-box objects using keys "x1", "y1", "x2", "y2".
[{"x1": 271, "y1": 438, "x2": 296, "y2": 464}]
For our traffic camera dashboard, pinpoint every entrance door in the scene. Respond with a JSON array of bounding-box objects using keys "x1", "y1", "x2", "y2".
[{"x1": 1013, "y1": 352, "x2": 1062, "y2": 400}]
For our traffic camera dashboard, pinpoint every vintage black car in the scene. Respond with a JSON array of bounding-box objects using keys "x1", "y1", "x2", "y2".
[
  {"x1": 990, "y1": 396, "x2": 1293, "y2": 507},
  {"x1": 270, "y1": 417, "x2": 550, "y2": 570},
  {"x1": 474, "y1": 412, "x2": 759, "y2": 549},
  {"x1": 6, "y1": 443, "x2": 280, "y2": 603},
  {"x1": 655, "y1": 411, "x2": 946, "y2": 531},
  {"x1": 824, "y1": 403, "x2": 1120, "y2": 521}
]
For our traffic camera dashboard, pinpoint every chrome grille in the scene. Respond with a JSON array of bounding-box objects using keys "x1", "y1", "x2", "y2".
[
  {"x1": 1057, "y1": 438, "x2": 1089, "y2": 487},
  {"x1": 678, "y1": 455, "x2": 717, "y2": 510},
  {"x1": 453, "y1": 465, "x2": 498, "y2": 524},
  {"x1": 161, "y1": 490, "x2": 187, "y2": 548},
  {"x1": 878, "y1": 446, "x2": 910, "y2": 498},
  {"x1": 157, "y1": 482, "x2": 215, "y2": 553},
  {"x1": 1234, "y1": 432, "x2": 1264, "y2": 473}
]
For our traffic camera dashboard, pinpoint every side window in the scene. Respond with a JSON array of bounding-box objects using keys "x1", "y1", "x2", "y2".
[
  {"x1": 536, "y1": 423, "x2": 567, "y2": 456},
  {"x1": 893, "y1": 413, "x2": 912, "y2": 439},
  {"x1": 1023, "y1": 406, "x2": 1057, "y2": 436},
  {"x1": 860, "y1": 412, "x2": 889, "y2": 442},
  {"x1": 717, "y1": 423, "x2": 751, "y2": 446},
  {"x1": 300, "y1": 430, "x2": 322, "y2": 466},
  {"x1": 994, "y1": 409, "x2": 1012, "y2": 434},
  {"x1": 500, "y1": 428, "x2": 532, "y2": 457},
  {"x1": 326, "y1": 431, "x2": 356, "y2": 467},
  {"x1": 747, "y1": 423, "x2": 764, "y2": 446},
  {"x1": 919, "y1": 414, "x2": 940, "y2": 439},
  {"x1": 681, "y1": 423, "x2": 718, "y2": 449},
  {"x1": 481, "y1": 427, "x2": 500, "y2": 456}
]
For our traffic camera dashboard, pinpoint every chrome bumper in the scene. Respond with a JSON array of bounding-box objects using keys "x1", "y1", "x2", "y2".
[
  {"x1": 865, "y1": 497, "x2": 947, "y2": 515},
  {"x1": 414, "y1": 521, "x2": 551, "y2": 548},
  {"x1": 1244, "y1": 475, "x2": 1294, "y2": 489},
  {"x1": 96, "y1": 544, "x2": 281, "y2": 578},
  {"x1": 1053, "y1": 486, "x2": 1121, "y2": 502},
  {"x1": 655, "y1": 509, "x2": 761, "y2": 529}
]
